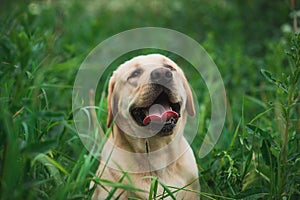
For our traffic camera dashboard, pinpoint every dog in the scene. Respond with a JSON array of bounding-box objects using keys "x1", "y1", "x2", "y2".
[{"x1": 91, "y1": 54, "x2": 200, "y2": 199}]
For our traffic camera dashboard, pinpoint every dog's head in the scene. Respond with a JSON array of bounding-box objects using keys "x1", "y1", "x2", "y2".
[{"x1": 107, "y1": 54, "x2": 195, "y2": 137}]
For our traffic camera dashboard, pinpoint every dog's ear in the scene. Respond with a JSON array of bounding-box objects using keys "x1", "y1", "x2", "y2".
[
  {"x1": 107, "y1": 74, "x2": 116, "y2": 128},
  {"x1": 183, "y1": 76, "x2": 195, "y2": 117}
]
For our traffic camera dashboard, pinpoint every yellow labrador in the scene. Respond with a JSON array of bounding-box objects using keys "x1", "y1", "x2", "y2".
[{"x1": 92, "y1": 54, "x2": 200, "y2": 199}]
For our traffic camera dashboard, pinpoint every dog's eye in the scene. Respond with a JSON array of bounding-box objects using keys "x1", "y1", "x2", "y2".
[
  {"x1": 164, "y1": 64, "x2": 176, "y2": 71},
  {"x1": 129, "y1": 69, "x2": 142, "y2": 79}
]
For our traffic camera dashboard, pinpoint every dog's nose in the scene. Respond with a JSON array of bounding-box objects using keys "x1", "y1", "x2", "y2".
[{"x1": 150, "y1": 67, "x2": 173, "y2": 84}]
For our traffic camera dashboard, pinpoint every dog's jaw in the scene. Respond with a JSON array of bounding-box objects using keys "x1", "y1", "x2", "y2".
[{"x1": 129, "y1": 84, "x2": 181, "y2": 136}]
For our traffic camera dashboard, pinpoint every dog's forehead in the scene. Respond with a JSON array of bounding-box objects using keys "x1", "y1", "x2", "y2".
[{"x1": 116, "y1": 54, "x2": 178, "y2": 73}]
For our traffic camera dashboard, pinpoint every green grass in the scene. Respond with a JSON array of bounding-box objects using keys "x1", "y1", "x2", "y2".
[{"x1": 1, "y1": 0, "x2": 300, "y2": 199}]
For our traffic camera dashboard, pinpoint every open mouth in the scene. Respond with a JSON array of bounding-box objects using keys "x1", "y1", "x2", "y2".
[{"x1": 130, "y1": 88, "x2": 181, "y2": 134}]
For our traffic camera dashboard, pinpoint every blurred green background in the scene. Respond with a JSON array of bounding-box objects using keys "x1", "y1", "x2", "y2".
[{"x1": 0, "y1": 0, "x2": 299, "y2": 199}]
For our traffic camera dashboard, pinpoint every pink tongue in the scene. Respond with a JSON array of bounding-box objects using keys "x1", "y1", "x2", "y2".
[{"x1": 143, "y1": 104, "x2": 179, "y2": 125}]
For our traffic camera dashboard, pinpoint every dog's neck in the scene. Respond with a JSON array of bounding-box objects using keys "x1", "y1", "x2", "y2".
[
  {"x1": 101, "y1": 117, "x2": 189, "y2": 173},
  {"x1": 110, "y1": 125, "x2": 184, "y2": 153}
]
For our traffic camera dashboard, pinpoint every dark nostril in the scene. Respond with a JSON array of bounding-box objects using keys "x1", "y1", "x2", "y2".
[
  {"x1": 166, "y1": 70, "x2": 172, "y2": 78},
  {"x1": 151, "y1": 71, "x2": 161, "y2": 80}
]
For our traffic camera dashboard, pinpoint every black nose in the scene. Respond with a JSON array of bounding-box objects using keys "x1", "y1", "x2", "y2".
[{"x1": 150, "y1": 67, "x2": 173, "y2": 84}]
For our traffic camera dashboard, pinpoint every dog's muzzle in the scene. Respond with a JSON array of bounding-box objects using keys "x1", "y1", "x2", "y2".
[{"x1": 130, "y1": 83, "x2": 181, "y2": 136}]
